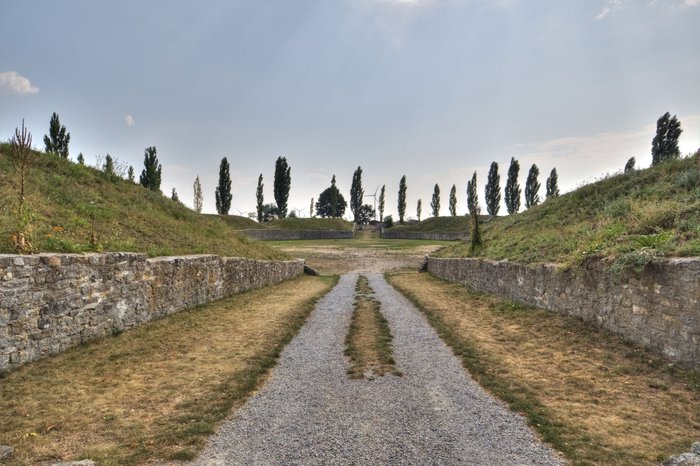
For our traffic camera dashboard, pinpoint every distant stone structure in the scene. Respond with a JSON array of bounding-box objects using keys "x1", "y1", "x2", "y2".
[
  {"x1": 428, "y1": 257, "x2": 700, "y2": 368},
  {"x1": 0, "y1": 253, "x2": 303, "y2": 372},
  {"x1": 240, "y1": 229, "x2": 353, "y2": 240}
]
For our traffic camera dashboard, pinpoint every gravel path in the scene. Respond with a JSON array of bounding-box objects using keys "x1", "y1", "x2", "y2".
[{"x1": 191, "y1": 273, "x2": 563, "y2": 465}]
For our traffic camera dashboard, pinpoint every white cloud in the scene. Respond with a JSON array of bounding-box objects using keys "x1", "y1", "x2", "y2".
[
  {"x1": 684, "y1": 0, "x2": 700, "y2": 5},
  {"x1": 125, "y1": 115, "x2": 135, "y2": 127},
  {"x1": 596, "y1": 0, "x2": 623, "y2": 20},
  {"x1": 0, "y1": 71, "x2": 39, "y2": 95}
]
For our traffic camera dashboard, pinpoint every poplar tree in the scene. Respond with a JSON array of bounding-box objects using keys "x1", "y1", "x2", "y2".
[
  {"x1": 330, "y1": 175, "x2": 338, "y2": 217},
  {"x1": 417, "y1": 199, "x2": 422, "y2": 221},
  {"x1": 505, "y1": 157, "x2": 521, "y2": 215},
  {"x1": 274, "y1": 156, "x2": 291, "y2": 218},
  {"x1": 430, "y1": 184, "x2": 440, "y2": 217},
  {"x1": 77, "y1": 153, "x2": 85, "y2": 165},
  {"x1": 524, "y1": 164, "x2": 540, "y2": 209},
  {"x1": 310, "y1": 198, "x2": 314, "y2": 218},
  {"x1": 350, "y1": 166, "x2": 364, "y2": 223},
  {"x1": 139, "y1": 146, "x2": 162, "y2": 192},
  {"x1": 378, "y1": 185, "x2": 386, "y2": 222},
  {"x1": 256, "y1": 174, "x2": 264, "y2": 222},
  {"x1": 128, "y1": 166, "x2": 135, "y2": 182},
  {"x1": 651, "y1": 112, "x2": 682, "y2": 165},
  {"x1": 103, "y1": 154, "x2": 115, "y2": 178},
  {"x1": 624, "y1": 157, "x2": 636, "y2": 173},
  {"x1": 485, "y1": 162, "x2": 501, "y2": 216},
  {"x1": 43, "y1": 112, "x2": 70, "y2": 158},
  {"x1": 215, "y1": 157, "x2": 232, "y2": 215},
  {"x1": 171, "y1": 188, "x2": 180, "y2": 202},
  {"x1": 449, "y1": 184, "x2": 457, "y2": 216},
  {"x1": 193, "y1": 176, "x2": 203, "y2": 213},
  {"x1": 467, "y1": 171, "x2": 478, "y2": 215},
  {"x1": 546, "y1": 167, "x2": 560, "y2": 198},
  {"x1": 398, "y1": 175, "x2": 407, "y2": 224}
]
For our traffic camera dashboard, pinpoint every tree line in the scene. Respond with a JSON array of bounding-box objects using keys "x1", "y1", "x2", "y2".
[{"x1": 16, "y1": 110, "x2": 690, "y2": 226}]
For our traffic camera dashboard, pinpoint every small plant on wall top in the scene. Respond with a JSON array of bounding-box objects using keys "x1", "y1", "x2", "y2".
[{"x1": 9, "y1": 120, "x2": 37, "y2": 254}]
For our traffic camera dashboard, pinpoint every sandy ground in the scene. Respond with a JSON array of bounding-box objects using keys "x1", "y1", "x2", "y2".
[{"x1": 278, "y1": 244, "x2": 442, "y2": 274}]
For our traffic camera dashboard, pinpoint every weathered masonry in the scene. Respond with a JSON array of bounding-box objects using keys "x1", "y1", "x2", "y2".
[
  {"x1": 0, "y1": 253, "x2": 304, "y2": 372},
  {"x1": 427, "y1": 257, "x2": 700, "y2": 368}
]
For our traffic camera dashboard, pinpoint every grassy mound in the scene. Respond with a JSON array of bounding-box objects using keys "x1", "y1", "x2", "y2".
[
  {"x1": 0, "y1": 143, "x2": 285, "y2": 259},
  {"x1": 436, "y1": 155, "x2": 700, "y2": 266}
]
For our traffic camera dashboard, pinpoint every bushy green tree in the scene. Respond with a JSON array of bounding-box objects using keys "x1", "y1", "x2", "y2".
[
  {"x1": 398, "y1": 175, "x2": 407, "y2": 224},
  {"x1": 624, "y1": 157, "x2": 636, "y2": 173},
  {"x1": 274, "y1": 156, "x2": 291, "y2": 218},
  {"x1": 417, "y1": 199, "x2": 422, "y2": 221},
  {"x1": 316, "y1": 182, "x2": 347, "y2": 218},
  {"x1": 77, "y1": 153, "x2": 85, "y2": 165},
  {"x1": 350, "y1": 166, "x2": 364, "y2": 223},
  {"x1": 193, "y1": 176, "x2": 203, "y2": 213},
  {"x1": 139, "y1": 146, "x2": 162, "y2": 191},
  {"x1": 43, "y1": 112, "x2": 70, "y2": 158},
  {"x1": 449, "y1": 184, "x2": 457, "y2": 216},
  {"x1": 652, "y1": 112, "x2": 682, "y2": 166},
  {"x1": 171, "y1": 188, "x2": 180, "y2": 202},
  {"x1": 215, "y1": 157, "x2": 232, "y2": 215},
  {"x1": 262, "y1": 203, "x2": 278, "y2": 222},
  {"x1": 358, "y1": 204, "x2": 375, "y2": 224},
  {"x1": 524, "y1": 164, "x2": 540, "y2": 208},
  {"x1": 430, "y1": 184, "x2": 440, "y2": 217},
  {"x1": 546, "y1": 167, "x2": 559, "y2": 198},
  {"x1": 256, "y1": 174, "x2": 264, "y2": 222},
  {"x1": 467, "y1": 171, "x2": 478, "y2": 215},
  {"x1": 103, "y1": 154, "x2": 115, "y2": 178},
  {"x1": 505, "y1": 157, "x2": 521, "y2": 215},
  {"x1": 378, "y1": 185, "x2": 386, "y2": 222},
  {"x1": 485, "y1": 162, "x2": 500, "y2": 216}
]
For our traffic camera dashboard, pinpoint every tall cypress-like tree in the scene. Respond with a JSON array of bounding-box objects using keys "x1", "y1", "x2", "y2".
[
  {"x1": 256, "y1": 174, "x2": 264, "y2": 222},
  {"x1": 103, "y1": 154, "x2": 115, "y2": 178},
  {"x1": 274, "y1": 156, "x2": 291, "y2": 217},
  {"x1": 505, "y1": 157, "x2": 521, "y2": 215},
  {"x1": 430, "y1": 184, "x2": 440, "y2": 217},
  {"x1": 651, "y1": 112, "x2": 682, "y2": 165},
  {"x1": 193, "y1": 176, "x2": 203, "y2": 213},
  {"x1": 310, "y1": 198, "x2": 314, "y2": 218},
  {"x1": 449, "y1": 184, "x2": 457, "y2": 216},
  {"x1": 466, "y1": 171, "x2": 478, "y2": 215},
  {"x1": 378, "y1": 185, "x2": 386, "y2": 222},
  {"x1": 171, "y1": 188, "x2": 180, "y2": 202},
  {"x1": 43, "y1": 112, "x2": 70, "y2": 158},
  {"x1": 215, "y1": 157, "x2": 232, "y2": 215},
  {"x1": 77, "y1": 153, "x2": 85, "y2": 165},
  {"x1": 139, "y1": 146, "x2": 162, "y2": 191},
  {"x1": 350, "y1": 166, "x2": 364, "y2": 223},
  {"x1": 127, "y1": 166, "x2": 135, "y2": 182},
  {"x1": 546, "y1": 167, "x2": 560, "y2": 198},
  {"x1": 524, "y1": 164, "x2": 541, "y2": 209},
  {"x1": 624, "y1": 157, "x2": 636, "y2": 173},
  {"x1": 330, "y1": 175, "x2": 338, "y2": 217},
  {"x1": 417, "y1": 199, "x2": 422, "y2": 221},
  {"x1": 485, "y1": 162, "x2": 501, "y2": 216},
  {"x1": 398, "y1": 175, "x2": 407, "y2": 224}
]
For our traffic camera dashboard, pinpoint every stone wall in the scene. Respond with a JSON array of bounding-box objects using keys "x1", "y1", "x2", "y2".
[
  {"x1": 240, "y1": 229, "x2": 353, "y2": 240},
  {"x1": 0, "y1": 253, "x2": 304, "y2": 372},
  {"x1": 382, "y1": 230, "x2": 466, "y2": 241},
  {"x1": 427, "y1": 257, "x2": 700, "y2": 368}
]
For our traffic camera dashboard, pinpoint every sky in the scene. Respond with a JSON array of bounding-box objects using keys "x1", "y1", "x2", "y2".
[{"x1": 2, "y1": 0, "x2": 699, "y2": 220}]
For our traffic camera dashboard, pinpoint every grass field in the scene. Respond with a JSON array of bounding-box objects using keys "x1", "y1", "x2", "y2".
[
  {"x1": 387, "y1": 271, "x2": 700, "y2": 465},
  {"x1": 0, "y1": 275, "x2": 337, "y2": 465},
  {"x1": 345, "y1": 275, "x2": 400, "y2": 379},
  {"x1": 0, "y1": 144, "x2": 283, "y2": 259},
  {"x1": 217, "y1": 215, "x2": 354, "y2": 231},
  {"x1": 436, "y1": 155, "x2": 700, "y2": 267},
  {"x1": 386, "y1": 215, "x2": 471, "y2": 232}
]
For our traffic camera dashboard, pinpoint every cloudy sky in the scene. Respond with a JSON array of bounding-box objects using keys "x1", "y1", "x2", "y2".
[{"x1": 2, "y1": 0, "x2": 699, "y2": 219}]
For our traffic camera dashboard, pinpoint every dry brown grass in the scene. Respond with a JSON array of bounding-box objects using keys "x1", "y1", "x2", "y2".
[
  {"x1": 344, "y1": 276, "x2": 400, "y2": 379},
  {"x1": 0, "y1": 275, "x2": 336, "y2": 465},
  {"x1": 387, "y1": 272, "x2": 700, "y2": 465}
]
